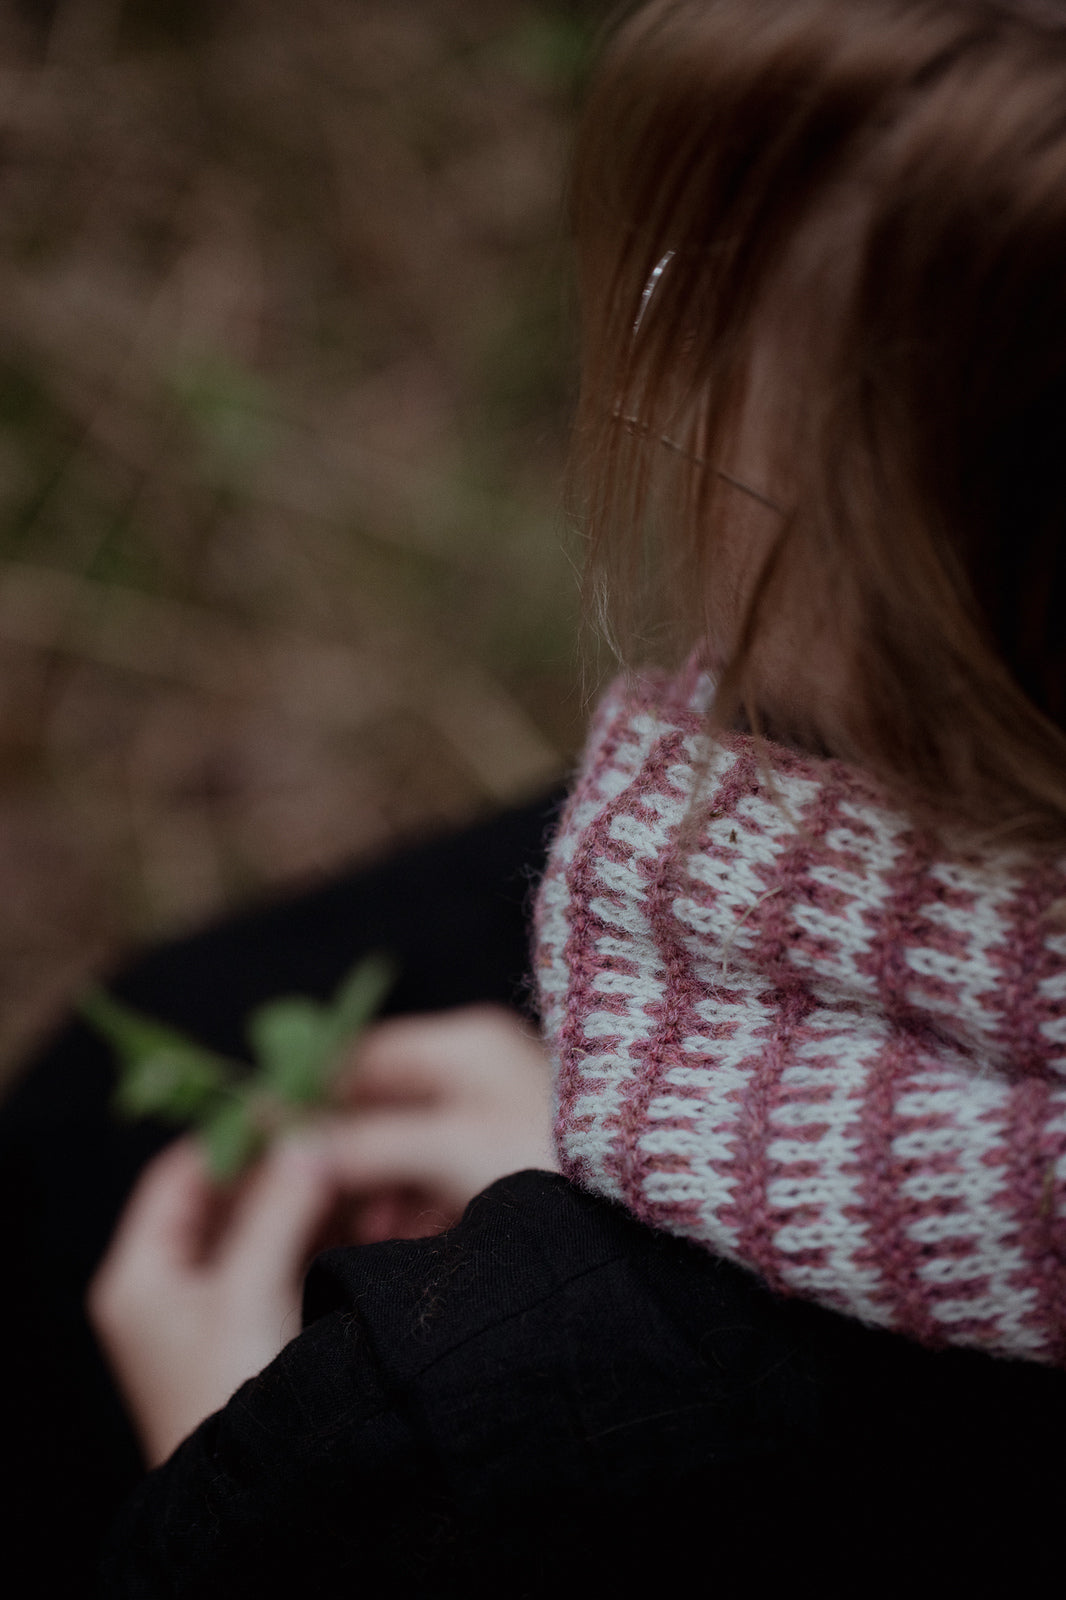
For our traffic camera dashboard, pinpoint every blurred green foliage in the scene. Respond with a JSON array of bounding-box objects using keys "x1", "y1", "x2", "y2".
[{"x1": 82, "y1": 950, "x2": 396, "y2": 1179}]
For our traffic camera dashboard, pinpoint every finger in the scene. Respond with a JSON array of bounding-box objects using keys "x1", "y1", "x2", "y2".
[
  {"x1": 336, "y1": 1015, "x2": 470, "y2": 1103},
  {"x1": 102, "y1": 1137, "x2": 216, "y2": 1277},
  {"x1": 314, "y1": 1110, "x2": 464, "y2": 1197},
  {"x1": 338, "y1": 1005, "x2": 542, "y2": 1105},
  {"x1": 214, "y1": 1134, "x2": 338, "y2": 1293},
  {"x1": 315, "y1": 1107, "x2": 536, "y2": 1217}
]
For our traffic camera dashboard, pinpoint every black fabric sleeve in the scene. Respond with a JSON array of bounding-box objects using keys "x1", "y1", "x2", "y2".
[
  {"x1": 100, "y1": 1170, "x2": 829, "y2": 1597},
  {"x1": 101, "y1": 1312, "x2": 451, "y2": 1598},
  {"x1": 100, "y1": 1170, "x2": 1066, "y2": 1597}
]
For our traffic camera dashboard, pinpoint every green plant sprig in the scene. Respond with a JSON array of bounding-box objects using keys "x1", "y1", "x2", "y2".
[{"x1": 79, "y1": 952, "x2": 396, "y2": 1182}]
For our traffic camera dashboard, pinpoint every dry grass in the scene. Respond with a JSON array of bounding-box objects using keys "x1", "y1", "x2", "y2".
[{"x1": 0, "y1": 0, "x2": 601, "y2": 1087}]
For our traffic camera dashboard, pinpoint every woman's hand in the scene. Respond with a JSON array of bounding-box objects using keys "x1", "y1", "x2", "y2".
[
  {"x1": 88, "y1": 1132, "x2": 340, "y2": 1468},
  {"x1": 326, "y1": 1003, "x2": 558, "y2": 1242},
  {"x1": 88, "y1": 1004, "x2": 557, "y2": 1467}
]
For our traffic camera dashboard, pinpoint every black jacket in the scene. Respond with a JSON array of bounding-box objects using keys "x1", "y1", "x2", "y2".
[{"x1": 102, "y1": 1168, "x2": 1066, "y2": 1597}]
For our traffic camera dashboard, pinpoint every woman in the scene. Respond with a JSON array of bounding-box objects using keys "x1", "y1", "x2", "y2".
[{"x1": 7, "y1": 0, "x2": 1066, "y2": 1590}]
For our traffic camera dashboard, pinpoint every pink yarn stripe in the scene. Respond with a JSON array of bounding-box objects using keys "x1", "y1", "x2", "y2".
[
  {"x1": 605, "y1": 732, "x2": 697, "y2": 1216},
  {"x1": 842, "y1": 800, "x2": 946, "y2": 1339},
  {"x1": 1001, "y1": 1076, "x2": 1066, "y2": 1363},
  {"x1": 990, "y1": 859, "x2": 1066, "y2": 1082},
  {"x1": 722, "y1": 996, "x2": 813, "y2": 1295},
  {"x1": 718, "y1": 766, "x2": 840, "y2": 1290},
  {"x1": 853, "y1": 1028, "x2": 944, "y2": 1345},
  {"x1": 857, "y1": 817, "x2": 939, "y2": 1025},
  {"x1": 556, "y1": 706, "x2": 690, "y2": 1180}
]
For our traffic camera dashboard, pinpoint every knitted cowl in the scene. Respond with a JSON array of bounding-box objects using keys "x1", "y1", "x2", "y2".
[{"x1": 534, "y1": 664, "x2": 1066, "y2": 1365}]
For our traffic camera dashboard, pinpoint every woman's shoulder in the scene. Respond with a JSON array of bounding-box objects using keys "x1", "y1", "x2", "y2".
[{"x1": 103, "y1": 1169, "x2": 1066, "y2": 1595}]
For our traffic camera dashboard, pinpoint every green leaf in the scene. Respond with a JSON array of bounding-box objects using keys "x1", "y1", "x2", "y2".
[
  {"x1": 82, "y1": 950, "x2": 397, "y2": 1180},
  {"x1": 200, "y1": 1096, "x2": 265, "y2": 1183},
  {"x1": 321, "y1": 952, "x2": 397, "y2": 1065},
  {"x1": 244, "y1": 952, "x2": 396, "y2": 1107},
  {"x1": 113, "y1": 1047, "x2": 229, "y2": 1121},
  {"x1": 79, "y1": 988, "x2": 234, "y2": 1120},
  {"x1": 247, "y1": 999, "x2": 331, "y2": 1105},
  {"x1": 81, "y1": 987, "x2": 212, "y2": 1067}
]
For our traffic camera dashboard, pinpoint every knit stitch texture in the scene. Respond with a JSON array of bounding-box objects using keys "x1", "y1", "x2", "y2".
[{"x1": 534, "y1": 665, "x2": 1066, "y2": 1364}]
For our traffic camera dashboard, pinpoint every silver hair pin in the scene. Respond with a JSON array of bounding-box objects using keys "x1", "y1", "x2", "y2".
[{"x1": 633, "y1": 250, "x2": 675, "y2": 335}]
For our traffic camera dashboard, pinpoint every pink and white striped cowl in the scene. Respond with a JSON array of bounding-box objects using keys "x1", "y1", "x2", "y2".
[{"x1": 534, "y1": 664, "x2": 1066, "y2": 1364}]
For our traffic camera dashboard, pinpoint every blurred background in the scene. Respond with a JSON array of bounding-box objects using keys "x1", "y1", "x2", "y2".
[{"x1": 0, "y1": 0, "x2": 603, "y2": 1091}]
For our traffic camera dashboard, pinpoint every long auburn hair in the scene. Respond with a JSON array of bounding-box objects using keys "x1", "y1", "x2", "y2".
[{"x1": 571, "y1": 0, "x2": 1066, "y2": 840}]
